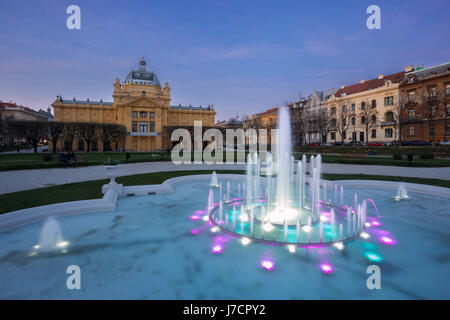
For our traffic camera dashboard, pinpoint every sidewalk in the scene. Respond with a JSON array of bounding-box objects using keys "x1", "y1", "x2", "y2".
[{"x1": 0, "y1": 161, "x2": 449, "y2": 195}]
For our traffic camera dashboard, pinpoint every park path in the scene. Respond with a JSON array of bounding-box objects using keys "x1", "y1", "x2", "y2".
[{"x1": 0, "y1": 162, "x2": 449, "y2": 195}]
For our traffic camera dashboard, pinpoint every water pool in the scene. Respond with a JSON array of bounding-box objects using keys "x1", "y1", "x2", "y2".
[{"x1": 0, "y1": 179, "x2": 449, "y2": 299}]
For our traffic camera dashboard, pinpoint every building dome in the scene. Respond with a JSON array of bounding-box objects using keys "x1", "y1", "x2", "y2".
[{"x1": 123, "y1": 57, "x2": 161, "y2": 87}]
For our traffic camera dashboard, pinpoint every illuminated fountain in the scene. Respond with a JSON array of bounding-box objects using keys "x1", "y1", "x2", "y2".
[
  {"x1": 32, "y1": 217, "x2": 69, "y2": 254},
  {"x1": 395, "y1": 182, "x2": 409, "y2": 201},
  {"x1": 208, "y1": 106, "x2": 370, "y2": 248}
]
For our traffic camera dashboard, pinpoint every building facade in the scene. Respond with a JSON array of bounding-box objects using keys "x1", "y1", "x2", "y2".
[
  {"x1": 52, "y1": 57, "x2": 215, "y2": 152},
  {"x1": 326, "y1": 69, "x2": 409, "y2": 144},
  {"x1": 0, "y1": 102, "x2": 49, "y2": 122},
  {"x1": 399, "y1": 62, "x2": 450, "y2": 143}
]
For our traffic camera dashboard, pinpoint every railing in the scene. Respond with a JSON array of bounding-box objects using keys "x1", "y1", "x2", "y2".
[
  {"x1": 380, "y1": 121, "x2": 396, "y2": 126},
  {"x1": 128, "y1": 132, "x2": 161, "y2": 136}
]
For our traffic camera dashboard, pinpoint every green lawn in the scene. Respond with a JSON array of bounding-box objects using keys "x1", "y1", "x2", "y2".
[
  {"x1": 0, "y1": 170, "x2": 448, "y2": 215},
  {"x1": 0, "y1": 149, "x2": 449, "y2": 171}
]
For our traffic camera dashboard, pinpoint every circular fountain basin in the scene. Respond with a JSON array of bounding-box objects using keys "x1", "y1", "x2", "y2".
[{"x1": 0, "y1": 177, "x2": 448, "y2": 299}]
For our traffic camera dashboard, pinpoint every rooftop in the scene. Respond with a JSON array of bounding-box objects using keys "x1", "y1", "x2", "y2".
[
  {"x1": 123, "y1": 57, "x2": 161, "y2": 87},
  {"x1": 335, "y1": 71, "x2": 405, "y2": 97}
]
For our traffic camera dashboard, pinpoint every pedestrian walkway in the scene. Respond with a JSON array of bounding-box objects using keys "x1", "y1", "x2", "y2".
[{"x1": 0, "y1": 161, "x2": 449, "y2": 194}]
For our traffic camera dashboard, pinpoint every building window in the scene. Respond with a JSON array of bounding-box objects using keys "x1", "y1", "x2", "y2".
[
  {"x1": 429, "y1": 87, "x2": 437, "y2": 98},
  {"x1": 342, "y1": 105, "x2": 347, "y2": 113},
  {"x1": 361, "y1": 102, "x2": 366, "y2": 110},
  {"x1": 446, "y1": 84, "x2": 450, "y2": 95},
  {"x1": 132, "y1": 111, "x2": 138, "y2": 118},
  {"x1": 408, "y1": 109, "x2": 415, "y2": 119},
  {"x1": 142, "y1": 91, "x2": 146, "y2": 96},
  {"x1": 359, "y1": 132, "x2": 364, "y2": 142},
  {"x1": 92, "y1": 140, "x2": 98, "y2": 151},
  {"x1": 409, "y1": 126, "x2": 415, "y2": 136},
  {"x1": 352, "y1": 132, "x2": 357, "y2": 141},
  {"x1": 149, "y1": 121, "x2": 155, "y2": 132},
  {"x1": 342, "y1": 131, "x2": 346, "y2": 140},
  {"x1": 330, "y1": 119, "x2": 336, "y2": 127},
  {"x1": 371, "y1": 100, "x2": 377, "y2": 108},
  {"x1": 384, "y1": 96, "x2": 393, "y2": 106},
  {"x1": 330, "y1": 107, "x2": 336, "y2": 115},
  {"x1": 371, "y1": 129, "x2": 376, "y2": 138},
  {"x1": 371, "y1": 115, "x2": 376, "y2": 123},
  {"x1": 361, "y1": 116, "x2": 366, "y2": 124},
  {"x1": 140, "y1": 111, "x2": 147, "y2": 118},
  {"x1": 408, "y1": 91, "x2": 415, "y2": 102},
  {"x1": 386, "y1": 112, "x2": 394, "y2": 122},
  {"x1": 351, "y1": 117, "x2": 355, "y2": 125},
  {"x1": 351, "y1": 104, "x2": 355, "y2": 112},
  {"x1": 150, "y1": 112, "x2": 155, "y2": 118},
  {"x1": 132, "y1": 121, "x2": 138, "y2": 132},
  {"x1": 331, "y1": 132, "x2": 336, "y2": 140},
  {"x1": 385, "y1": 128, "x2": 393, "y2": 138},
  {"x1": 139, "y1": 121, "x2": 148, "y2": 132}
]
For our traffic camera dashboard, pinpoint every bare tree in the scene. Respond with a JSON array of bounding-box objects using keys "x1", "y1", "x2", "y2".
[
  {"x1": 421, "y1": 86, "x2": 445, "y2": 144},
  {"x1": 359, "y1": 99, "x2": 378, "y2": 144},
  {"x1": 77, "y1": 122, "x2": 99, "y2": 152},
  {"x1": 316, "y1": 107, "x2": 328, "y2": 144},
  {"x1": 63, "y1": 122, "x2": 78, "y2": 152},
  {"x1": 98, "y1": 123, "x2": 126, "y2": 152},
  {"x1": 47, "y1": 121, "x2": 65, "y2": 153},
  {"x1": 7, "y1": 120, "x2": 47, "y2": 153},
  {"x1": 334, "y1": 100, "x2": 351, "y2": 144}
]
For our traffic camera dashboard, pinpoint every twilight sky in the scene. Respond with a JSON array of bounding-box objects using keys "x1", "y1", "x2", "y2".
[{"x1": 0, "y1": 0, "x2": 449, "y2": 121}]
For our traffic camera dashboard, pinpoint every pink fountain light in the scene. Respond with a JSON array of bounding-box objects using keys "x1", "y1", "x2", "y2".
[
  {"x1": 212, "y1": 245, "x2": 223, "y2": 254},
  {"x1": 320, "y1": 263, "x2": 333, "y2": 274},
  {"x1": 380, "y1": 236, "x2": 396, "y2": 245},
  {"x1": 260, "y1": 260, "x2": 275, "y2": 271},
  {"x1": 190, "y1": 229, "x2": 199, "y2": 235},
  {"x1": 190, "y1": 215, "x2": 201, "y2": 221}
]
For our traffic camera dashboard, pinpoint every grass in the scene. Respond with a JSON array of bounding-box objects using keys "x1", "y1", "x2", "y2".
[
  {"x1": 0, "y1": 149, "x2": 449, "y2": 171},
  {"x1": 0, "y1": 170, "x2": 448, "y2": 215}
]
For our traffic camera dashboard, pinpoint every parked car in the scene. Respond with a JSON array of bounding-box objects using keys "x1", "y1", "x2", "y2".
[
  {"x1": 367, "y1": 142, "x2": 385, "y2": 146},
  {"x1": 308, "y1": 142, "x2": 320, "y2": 147},
  {"x1": 401, "y1": 140, "x2": 432, "y2": 146},
  {"x1": 386, "y1": 140, "x2": 400, "y2": 146},
  {"x1": 349, "y1": 141, "x2": 364, "y2": 146},
  {"x1": 439, "y1": 139, "x2": 450, "y2": 146}
]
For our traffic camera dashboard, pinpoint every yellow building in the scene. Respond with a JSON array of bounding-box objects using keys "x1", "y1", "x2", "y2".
[
  {"x1": 326, "y1": 69, "x2": 410, "y2": 144},
  {"x1": 52, "y1": 57, "x2": 215, "y2": 152}
]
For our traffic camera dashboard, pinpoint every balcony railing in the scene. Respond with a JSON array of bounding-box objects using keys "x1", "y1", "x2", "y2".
[
  {"x1": 380, "y1": 121, "x2": 396, "y2": 126},
  {"x1": 128, "y1": 132, "x2": 161, "y2": 136}
]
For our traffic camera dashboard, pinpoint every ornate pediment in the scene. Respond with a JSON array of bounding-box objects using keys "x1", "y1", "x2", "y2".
[{"x1": 124, "y1": 96, "x2": 162, "y2": 108}]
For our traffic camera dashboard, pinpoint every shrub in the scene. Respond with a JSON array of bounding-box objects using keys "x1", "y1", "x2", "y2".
[
  {"x1": 103, "y1": 158, "x2": 119, "y2": 166},
  {"x1": 42, "y1": 155, "x2": 53, "y2": 162},
  {"x1": 419, "y1": 154, "x2": 434, "y2": 160},
  {"x1": 393, "y1": 154, "x2": 402, "y2": 160}
]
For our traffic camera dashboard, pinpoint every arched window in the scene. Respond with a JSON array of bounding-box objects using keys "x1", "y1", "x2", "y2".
[
  {"x1": 78, "y1": 139, "x2": 85, "y2": 152},
  {"x1": 142, "y1": 91, "x2": 146, "y2": 96},
  {"x1": 361, "y1": 116, "x2": 366, "y2": 124},
  {"x1": 64, "y1": 140, "x2": 71, "y2": 152},
  {"x1": 371, "y1": 115, "x2": 376, "y2": 123}
]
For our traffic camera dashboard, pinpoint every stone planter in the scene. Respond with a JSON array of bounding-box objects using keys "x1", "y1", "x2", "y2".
[
  {"x1": 104, "y1": 165, "x2": 119, "y2": 184},
  {"x1": 102, "y1": 165, "x2": 124, "y2": 196}
]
